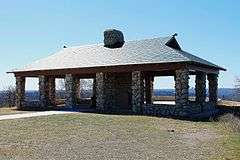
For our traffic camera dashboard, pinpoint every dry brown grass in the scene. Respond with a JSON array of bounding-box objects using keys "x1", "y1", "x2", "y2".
[
  {"x1": 218, "y1": 100, "x2": 240, "y2": 107},
  {"x1": 218, "y1": 113, "x2": 240, "y2": 134},
  {"x1": 0, "y1": 107, "x2": 27, "y2": 116},
  {"x1": 0, "y1": 113, "x2": 227, "y2": 160},
  {"x1": 215, "y1": 114, "x2": 240, "y2": 160},
  {"x1": 153, "y1": 96, "x2": 195, "y2": 101}
]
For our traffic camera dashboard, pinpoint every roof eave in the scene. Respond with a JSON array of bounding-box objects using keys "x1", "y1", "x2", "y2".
[{"x1": 187, "y1": 61, "x2": 226, "y2": 72}]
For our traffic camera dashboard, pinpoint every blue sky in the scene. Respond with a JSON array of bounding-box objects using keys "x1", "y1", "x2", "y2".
[{"x1": 0, "y1": 0, "x2": 239, "y2": 90}]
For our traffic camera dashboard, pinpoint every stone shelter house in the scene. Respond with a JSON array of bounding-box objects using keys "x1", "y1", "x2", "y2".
[{"x1": 8, "y1": 29, "x2": 226, "y2": 118}]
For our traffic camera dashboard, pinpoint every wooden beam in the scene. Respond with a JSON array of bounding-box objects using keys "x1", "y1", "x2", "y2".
[
  {"x1": 12, "y1": 62, "x2": 187, "y2": 77},
  {"x1": 10, "y1": 62, "x2": 221, "y2": 77},
  {"x1": 187, "y1": 63, "x2": 219, "y2": 74}
]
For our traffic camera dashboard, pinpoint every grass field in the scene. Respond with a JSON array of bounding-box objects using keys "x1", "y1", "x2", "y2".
[
  {"x1": 0, "y1": 107, "x2": 28, "y2": 116},
  {"x1": 0, "y1": 112, "x2": 239, "y2": 160}
]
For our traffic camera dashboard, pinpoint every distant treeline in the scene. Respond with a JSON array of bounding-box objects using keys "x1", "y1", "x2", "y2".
[{"x1": 154, "y1": 88, "x2": 238, "y2": 101}]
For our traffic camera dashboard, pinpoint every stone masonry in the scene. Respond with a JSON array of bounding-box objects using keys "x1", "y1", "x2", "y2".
[
  {"x1": 145, "y1": 74, "x2": 154, "y2": 104},
  {"x1": 92, "y1": 78, "x2": 97, "y2": 107},
  {"x1": 16, "y1": 76, "x2": 25, "y2": 109},
  {"x1": 48, "y1": 77, "x2": 55, "y2": 105},
  {"x1": 104, "y1": 73, "x2": 116, "y2": 110},
  {"x1": 208, "y1": 74, "x2": 218, "y2": 104},
  {"x1": 75, "y1": 78, "x2": 80, "y2": 100},
  {"x1": 39, "y1": 75, "x2": 50, "y2": 108},
  {"x1": 114, "y1": 73, "x2": 132, "y2": 110},
  {"x1": 96, "y1": 72, "x2": 116, "y2": 111},
  {"x1": 175, "y1": 69, "x2": 189, "y2": 116},
  {"x1": 195, "y1": 72, "x2": 206, "y2": 104},
  {"x1": 132, "y1": 71, "x2": 144, "y2": 113},
  {"x1": 104, "y1": 29, "x2": 125, "y2": 48},
  {"x1": 96, "y1": 72, "x2": 132, "y2": 111},
  {"x1": 65, "y1": 74, "x2": 77, "y2": 109},
  {"x1": 96, "y1": 72, "x2": 104, "y2": 111}
]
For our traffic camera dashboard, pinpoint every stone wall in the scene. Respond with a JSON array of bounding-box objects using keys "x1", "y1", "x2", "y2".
[
  {"x1": 96, "y1": 72, "x2": 131, "y2": 111},
  {"x1": 103, "y1": 73, "x2": 116, "y2": 110},
  {"x1": 143, "y1": 104, "x2": 179, "y2": 117},
  {"x1": 143, "y1": 102, "x2": 216, "y2": 118},
  {"x1": 16, "y1": 76, "x2": 25, "y2": 109},
  {"x1": 132, "y1": 71, "x2": 144, "y2": 113},
  {"x1": 114, "y1": 73, "x2": 132, "y2": 110}
]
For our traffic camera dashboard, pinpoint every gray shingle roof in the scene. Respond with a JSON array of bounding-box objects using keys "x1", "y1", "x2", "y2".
[{"x1": 11, "y1": 36, "x2": 225, "y2": 73}]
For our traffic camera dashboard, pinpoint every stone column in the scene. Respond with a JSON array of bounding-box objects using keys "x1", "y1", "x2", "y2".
[
  {"x1": 175, "y1": 69, "x2": 189, "y2": 108},
  {"x1": 65, "y1": 74, "x2": 77, "y2": 109},
  {"x1": 15, "y1": 76, "x2": 25, "y2": 109},
  {"x1": 132, "y1": 71, "x2": 144, "y2": 113},
  {"x1": 92, "y1": 78, "x2": 97, "y2": 107},
  {"x1": 96, "y1": 73, "x2": 105, "y2": 111},
  {"x1": 95, "y1": 72, "x2": 116, "y2": 111},
  {"x1": 145, "y1": 74, "x2": 154, "y2": 104},
  {"x1": 195, "y1": 72, "x2": 206, "y2": 104},
  {"x1": 208, "y1": 74, "x2": 218, "y2": 104},
  {"x1": 104, "y1": 73, "x2": 116, "y2": 110},
  {"x1": 48, "y1": 77, "x2": 55, "y2": 106},
  {"x1": 75, "y1": 78, "x2": 80, "y2": 100},
  {"x1": 39, "y1": 75, "x2": 50, "y2": 108}
]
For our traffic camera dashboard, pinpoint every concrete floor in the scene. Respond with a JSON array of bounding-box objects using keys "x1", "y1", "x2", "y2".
[
  {"x1": 0, "y1": 111, "x2": 74, "y2": 121},
  {"x1": 153, "y1": 101, "x2": 175, "y2": 105}
]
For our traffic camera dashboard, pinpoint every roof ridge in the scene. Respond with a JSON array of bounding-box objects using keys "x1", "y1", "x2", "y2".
[{"x1": 68, "y1": 36, "x2": 173, "y2": 49}]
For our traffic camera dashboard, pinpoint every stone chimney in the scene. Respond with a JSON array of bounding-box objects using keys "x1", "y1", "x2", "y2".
[{"x1": 104, "y1": 29, "x2": 125, "y2": 48}]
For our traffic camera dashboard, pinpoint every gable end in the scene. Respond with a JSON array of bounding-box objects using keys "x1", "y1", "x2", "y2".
[{"x1": 165, "y1": 37, "x2": 181, "y2": 50}]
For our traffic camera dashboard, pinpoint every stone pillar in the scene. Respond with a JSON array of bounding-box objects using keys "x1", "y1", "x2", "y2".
[
  {"x1": 145, "y1": 74, "x2": 154, "y2": 104},
  {"x1": 104, "y1": 73, "x2": 116, "y2": 110},
  {"x1": 195, "y1": 72, "x2": 206, "y2": 104},
  {"x1": 65, "y1": 74, "x2": 77, "y2": 109},
  {"x1": 95, "y1": 72, "x2": 116, "y2": 111},
  {"x1": 92, "y1": 78, "x2": 97, "y2": 107},
  {"x1": 15, "y1": 76, "x2": 25, "y2": 109},
  {"x1": 96, "y1": 73, "x2": 105, "y2": 111},
  {"x1": 75, "y1": 78, "x2": 80, "y2": 100},
  {"x1": 132, "y1": 71, "x2": 144, "y2": 113},
  {"x1": 39, "y1": 75, "x2": 50, "y2": 108},
  {"x1": 48, "y1": 77, "x2": 55, "y2": 105},
  {"x1": 208, "y1": 74, "x2": 218, "y2": 104},
  {"x1": 175, "y1": 69, "x2": 189, "y2": 108}
]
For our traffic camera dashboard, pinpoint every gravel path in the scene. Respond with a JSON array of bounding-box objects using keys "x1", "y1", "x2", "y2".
[{"x1": 0, "y1": 111, "x2": 74, "y2": 120}]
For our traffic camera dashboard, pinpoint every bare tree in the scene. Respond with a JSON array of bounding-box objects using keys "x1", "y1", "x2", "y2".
[
  {"x1": 56, "y1": 79, "x2": 65, "y2": 91},
  {"x1": 80, "y1": 79, "x2": 93, "y2": 98},
  {"x1": 55, "y1": 78, "x2": 93, "y2": 99},
  {"x1": 56, "y1": 79, "x2": 66, "y2": 99},
  {"x1": 2, "y1": 85, "x2": 16, "y2": 107}
]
